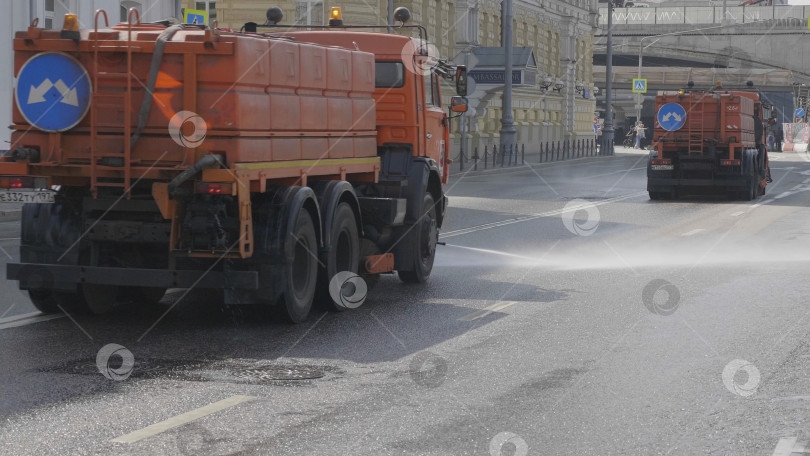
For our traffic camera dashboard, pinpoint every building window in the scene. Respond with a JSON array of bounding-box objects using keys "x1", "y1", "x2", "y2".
[
  {"x1": 121, "y1": 1, "x2": 142, "y2": 22},
  {"x1": 44, "y1": 0, "x2": 55, "y2": 29},
  {"x1": 295, "y1": 0, "x2": 323, "y2": 25},
  {"x1": 194, "y1": 1, "x2": 217, "y2": 24}
]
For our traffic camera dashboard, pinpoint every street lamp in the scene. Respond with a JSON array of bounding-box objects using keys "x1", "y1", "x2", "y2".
[
  {"x1": 540, "y1": 77, "x2": 553, "y2": 92},
  {"x1": 603, "y1": 0, "x2": 614, "y2": 156},
  {"x1": 553, "y1": 80, "x2": 565, "y2": 92},
  {"x1": 575, "y1": 81, "x2": 585, "y2": 94},
  {"x1": 499, "y1": 0, "x2": 516, "y2": 152}
]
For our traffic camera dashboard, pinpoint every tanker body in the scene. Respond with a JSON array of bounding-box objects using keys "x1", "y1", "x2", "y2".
[
  {"x1": 2, "y1": 7, "x2": 468, "y2": 322},
  {"x1": 647, "y1": 85, "x2": 770, "y2": 200}
]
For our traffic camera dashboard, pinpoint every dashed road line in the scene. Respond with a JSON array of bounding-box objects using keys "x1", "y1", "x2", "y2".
[
  {"x1": 771, "y1": 437, "x2": 806, "y2": 456},
  {"x1": 111, "y1": 395, "x2": 256, "y2": 443},
  {"x1": 730, "y1": 211, "x2": 745, "y2": 217},
  {"x1": 680, "y1": 228, "x2": 705, "y2": 237}
]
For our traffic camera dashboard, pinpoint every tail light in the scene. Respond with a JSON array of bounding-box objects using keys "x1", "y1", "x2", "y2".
[
  {"x1": 0, "y1": 176, "x2": 47, "y2": 189},
  {"x1": 720, "y1": 159, "x2": 741, "y2": 166},
  {"x1": 194, "y1": 182, "x2": 234, "y2": 195},
  {"x1": 651, "y1": 158, "x2": 671, "y2": 165}
]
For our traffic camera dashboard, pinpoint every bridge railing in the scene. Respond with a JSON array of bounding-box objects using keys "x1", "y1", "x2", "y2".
[{"x1": 599, "y1": 6, "x2": 810, "y2": 26}]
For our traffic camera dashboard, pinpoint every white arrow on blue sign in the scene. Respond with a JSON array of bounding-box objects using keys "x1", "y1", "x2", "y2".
[
  {"x1": 795, "y1": 108, "x2": 805, "y2": 118},
  {"x1": 15, "y1": 52, "x2": 92, "y2": 132},
  {"x1": 657, "y1": 103, "x2": 687, "y2": 132}
]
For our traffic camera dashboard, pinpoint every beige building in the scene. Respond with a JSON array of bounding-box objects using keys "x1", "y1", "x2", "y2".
[{"x1": 197, "y1": 0, "x2": 597, "y2": 151}]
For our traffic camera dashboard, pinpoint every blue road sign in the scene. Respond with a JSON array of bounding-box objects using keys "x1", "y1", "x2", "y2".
[
  {"x1": 795, "y1": 108, "x2": 805, "y2": 118},
  {"x1": 657, "y1": 103, "x2": 687, "y2": 132},
  {"x1": 15, "y1": 52, "x2": 92, "y2": 132}
]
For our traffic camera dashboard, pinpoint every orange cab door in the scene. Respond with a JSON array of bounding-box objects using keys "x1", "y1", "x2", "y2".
[{"x1": 422, "y1": 73, "x2": 447, "y2": 180}]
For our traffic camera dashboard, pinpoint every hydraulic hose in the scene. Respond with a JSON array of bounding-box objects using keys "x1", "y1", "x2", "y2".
[{"x1": 168, "y1": 154, "x2": 225, "y2": 195}]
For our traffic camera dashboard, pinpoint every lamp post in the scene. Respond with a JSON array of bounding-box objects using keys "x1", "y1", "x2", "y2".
[
  {"x1": 499, "y1": 0, "x2": 517, "y2": 151},
  {"x1": 603, "y1": 0, "x2": 615, "y2": 156}
]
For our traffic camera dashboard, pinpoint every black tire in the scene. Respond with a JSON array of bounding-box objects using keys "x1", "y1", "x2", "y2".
[
  {"x1": 398, "y1": 193, "x2": 438, "y2": 284},
  {"x1": 279, "y1": 210, "x2": 319, "y2": 323},
  {"x1": 28, "y1": 290, "x2": 79, "y2": 314},
  {"x1": 20, "y1": 202, "x2": 92, "y2": 314},
  {"x1": 317, "y1": 202, "x2": 360, "y2": 311},
  {"x1": 649, "y1": 191, "x2": 665, "y2": 200}
]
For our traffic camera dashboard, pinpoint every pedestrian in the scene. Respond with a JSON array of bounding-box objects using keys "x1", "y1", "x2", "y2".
[
  {"x1": 775, "y1": 128, "x2": 783, "y2": 152},
  {"x1": 634, "y1": 121, "x2": 646, "y2": 149},
  {"x1": 767, "y1": 131, "x2": 775, "y2": 151}
]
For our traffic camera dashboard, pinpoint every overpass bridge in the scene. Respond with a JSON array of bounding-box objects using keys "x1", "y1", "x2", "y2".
[{"x1": 594, "y1": 6, "x2": 810, "y2": 84}]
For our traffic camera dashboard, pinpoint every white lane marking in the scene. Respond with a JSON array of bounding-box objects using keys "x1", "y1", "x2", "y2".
[
  {"x1": 680, "y1": 228, "x2": 705, "y2": 237},
  {"x1": 751, "y1": 199, "x2": 773, "y2": 208},
  {"x1": 729, "y1": 211, "x2": 745, "y2": 217},
  {"x1": 774, "y1": 191, "x2": 792, "y2": 199},
  {"x1": 0, "y1": 237, "x2": 21, "y2": 241},
  {"x1": 459, "y1": 301, "x2": 519, "y2": 321},
  {"x1": 111, "y1": 395, "x2": 256, "y2": 443},
  {"x1": 441, "y1": 192, "x2": 646, "y2": 239},
  {"x1": 792, "y1": 184, "x2": 804, "y2": 190},
  {"x1": 771, "y1": 437, "x2": 800, "y2": 456},
  {"x1": 803, "y1": 178, "x2": 810, "y2": 184},
  {"x1": 0, "y1": 312, "x2": 64, "y2": 329}
]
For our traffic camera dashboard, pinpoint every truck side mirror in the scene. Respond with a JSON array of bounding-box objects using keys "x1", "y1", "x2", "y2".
[
  {"x1": 450, "y1": 96, "x2": 468, "y2": 113},
  {"x1": 455, "y1": 66, "x2": 467, "y2": 97}
]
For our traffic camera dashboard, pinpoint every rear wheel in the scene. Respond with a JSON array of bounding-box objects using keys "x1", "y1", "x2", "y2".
[
  {"x1": 648, "y1": 191, "x2": 667, "y2": 200},
  {"x1": 398, "y1": 193, "x2": 438, "y2": 284},
  {"x1": 318, "y1": 202, "x2": 360, "y2": 311},
  {"x1": 279, "y1": 210, "x2": 318, "y2": 323}
]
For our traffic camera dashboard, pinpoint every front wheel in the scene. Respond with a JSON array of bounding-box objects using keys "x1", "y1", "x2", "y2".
[{"x1": 398, "y1": 193, "x2": 438, "y2": 284}]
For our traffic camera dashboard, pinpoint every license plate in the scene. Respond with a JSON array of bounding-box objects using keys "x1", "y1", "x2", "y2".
[
  {"x1": 0, "y1": 190, "x2": 55, "y2": 203},
  {"x1": 651, "y1": 165, "x2": 674, "y2": 171}
]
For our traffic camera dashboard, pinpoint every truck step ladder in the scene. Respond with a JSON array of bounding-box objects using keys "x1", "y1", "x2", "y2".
[{"x1": 89, "y1": 9, "x2": 139, "y2": 198}]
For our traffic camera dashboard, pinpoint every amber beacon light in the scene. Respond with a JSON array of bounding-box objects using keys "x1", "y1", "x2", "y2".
[{"x1": 329, "y1": 7, "x2": 343, "y2": 26}]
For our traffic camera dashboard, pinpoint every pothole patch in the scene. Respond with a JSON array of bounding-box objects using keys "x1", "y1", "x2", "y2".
[{"x1": 42, "y1": 357, "x2": 336, "y2": 385}]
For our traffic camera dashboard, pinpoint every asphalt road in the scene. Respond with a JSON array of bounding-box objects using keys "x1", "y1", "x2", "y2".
[{"x1": 2, "y1": 148, "x2": 810, "y2": 455}]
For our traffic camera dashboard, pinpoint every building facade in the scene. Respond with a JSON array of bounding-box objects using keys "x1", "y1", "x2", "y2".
[{"x1": 215, "y1": 0, "x2": 599, "y2": 153}]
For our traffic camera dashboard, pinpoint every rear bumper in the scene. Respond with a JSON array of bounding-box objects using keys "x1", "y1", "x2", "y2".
[
  {"x1": 648, "y1": 176, "x2": 748, "y2": 188},
  {"x1": 8, "y1": 263, "x2": 258, "y2": 292}
]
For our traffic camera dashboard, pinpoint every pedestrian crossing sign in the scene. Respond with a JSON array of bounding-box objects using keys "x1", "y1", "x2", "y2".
[{"x1": 632, "y1": 79, "x2": 647, "y2": 93}]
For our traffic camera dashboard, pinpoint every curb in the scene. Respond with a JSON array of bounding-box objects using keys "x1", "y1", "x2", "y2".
[{"x1": 449, "y1": 154, "x2": 611, "y2": 178}]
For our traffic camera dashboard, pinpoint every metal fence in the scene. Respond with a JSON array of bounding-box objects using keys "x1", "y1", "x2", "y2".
[
  {"x1": 599, "y1": 6, "x2": 810, "y2": 26},
  {"x1": 455, "y1": 139, "x2": 601, "y2": 172}
]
